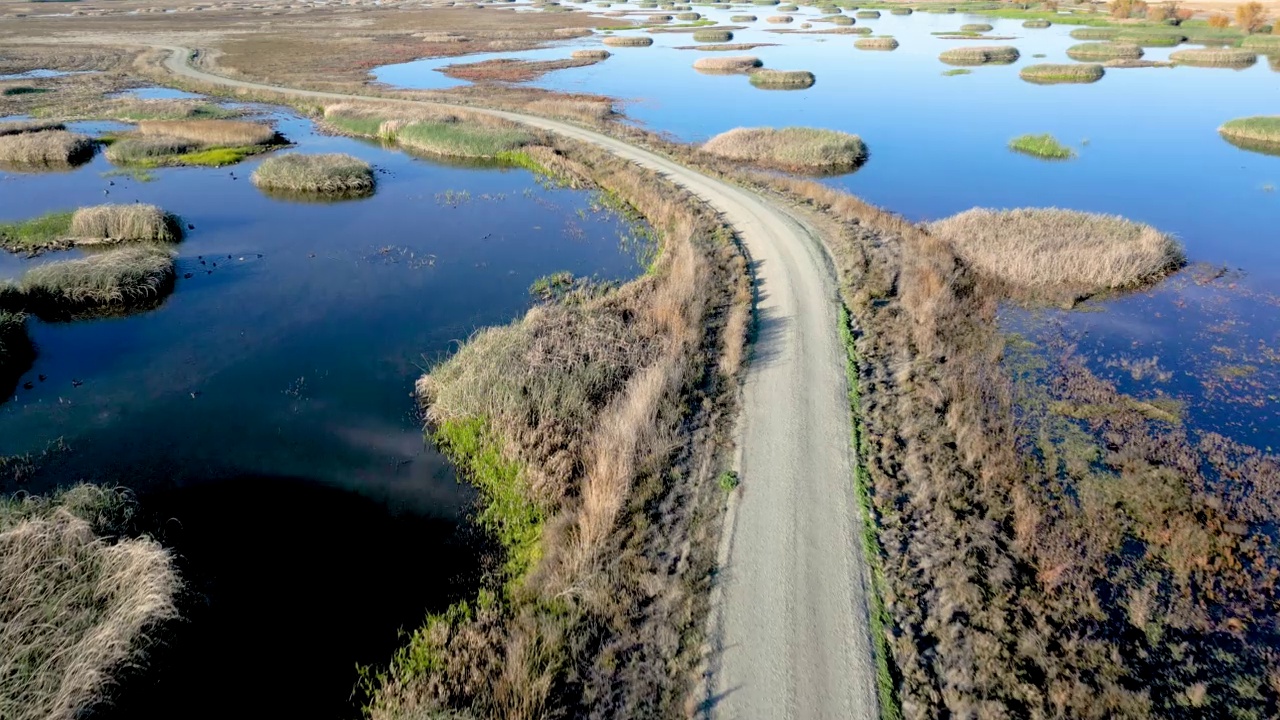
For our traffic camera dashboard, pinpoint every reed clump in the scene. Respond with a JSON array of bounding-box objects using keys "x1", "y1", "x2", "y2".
[
  {"x1": 960, "y1": 22, "x2": 993, "y2": 31},
  {"x1": 602, "y1": 35, "x2": 655, "y2": 46},
  {"x1": 17, "y1": 245, "x2": 176, "y2": 313},
  {"x1": 766, "y1": 14, "x2": 793, "y2": 22},
  {"x1": 0, "y1": 130, "x2": 95, "y2": 169},
  {"x1": 1070, "y1": 26, "x2": 1120, "y2": 39},
  {"x1": 891, "y1": 6, "x2": 913, "y2": 14},
  {"x1": 730, "y1": 14, "x2": 756, "y2": 20},
  {"x1": 693, "y1": 55, "x2": 763, "y2": 72},
  {"x1": 1114, "y1": 30, "x2": 1185, "y2": 46},
  {"x1": 676, "y1": 10, "x2": 700, "y2": 19},
  {"x1": 747, "y1": 68, "x2": 817, "y2": 87},
  {"x1": 251, "y1": 153, "x2": 375, "y2": 196},
  {"x1": 1169, "y1": 47, "x2": 1257, "y2": 67},
  {"x1": 1008, "y1": 133, "x2": 1075, "y2": 159},
  {"x1": 136, "y1": 119, "x2": 279, "y2": 147},
  {"x1": 0, "y1": 120, "x2": 64, "y2": 137},
  {"x1": 0, "y1": 485, "x2": 179, "y2": 720},
  {"x1": 1022, "y1": 18, "x2": 1050, "y2": 27},
  {"x1": 571, "y1": 49, "x2": 611, "y2": 59},
  {"x1": 855, "y1": 36, "x2": 899, "y2": 50},
  {"x1": 702, "y1": 126, "x2": 867, "y2": 174},
  {"x1": 855, "y1": 9, "x2": 880, "y2": 17},
  {"x1": 693, "y1": 28, "x2": 735, "y2": 40},
  {"x1": 1020, "y1": 62, "x2": 1104, "y2": 83},
  {"x1": 1241, "y1": 34, "x2": 1280, "y2": 50},
  {"x1": 1218, "y1": 115, "x2": 1280, "y2": 154},
  {"x1": 68, "y1": 205, "x2": 182, "y2": 245},
  {"x1": 1066, "y1": 41, "x2": 1144, "y2": 60},
  {"x1": 825, "y1": 14, "x2": 855, "y2": 25},
  {"x1": 939, "y1": 45, "x2": 1020, "y2": 65},
  {"x1": 106, "y1": 120, "x2": 282, "y2": 168},
  {"x1": 931, "y1": 207, "x2": 1184, "y2": 295},
  {"x1": 322, "y1": 104, "x2": 533, "y2": 159}
]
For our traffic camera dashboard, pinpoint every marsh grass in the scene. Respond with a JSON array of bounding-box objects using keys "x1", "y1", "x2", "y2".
[
  {"x1": 939, "y1": 45, "x2": 1020, "y2": 65},
  {"x1": 251, "y1": 153, "x2": 375, "y2": 196},
  {"x1": 1020, "y1": 62, "x2": 1104, "y2": 83},
  {"x1": 1218, "y1": 116, "x2": 1280, "y2": 154},
  {"x1": 136, "y1": 119, "x2": 279, "y2": 147},
  {"x1": 570, "y1": 49, "x2": 611, "y2": 59},
  {"x1": 942, "y1": 68, "x2": 973, "y2": 75},
  {"x1": 106, "y1": 120, "x2": 282, "y2": 168},
  {"x1": 703, "y1": 126, "x2": 867, "y2": 173},
  {"x1": 18, "y1": 245, "x2": 176, "y2": 314},
  {"x1": 1169, "y1": 47, "x2": 1257, "y2": 67},
  {"x1": 891, "y1": 6, "x2": 913, "y2": 14},
  {"x1": 0, "y1": 212, "x2": 74, "y2": 253},
  {"x1": 322, "y1": 104, "x2": 533, "y2": 159},
  {"x1": 1008, "y1": 133, "x2": 1075, "y2": 159},
  {"x1": 1069, "y1": 26, "x2": 1120, "y2": 39},
  {"x1": 855, "y1": 36, "x2": 899, "y2": 49},
  {"x1": 0, "y1": 131, "x2": 95, "y2": 169},
  {"x1": 602, "y1": 35, "x2": 655, "y2": 45},
  {"x1": 960, "y1": 22, "x2": 993, "y2": 30},
  {"x1": 69, "y1": 205, "x2": 181, "y2": 244},
  {"x1": 1114, "y1": 30, "x2": 1185, "y2": 46},
  {"x1": 931, "y1": 207, "x2": 1184, "y2": 295},
  {"x1": 765, "y1": 14, "x2": 793, "y2": 22},
  {"x1": 855, "y1": 9, "x2": 880, "y2": 17},
  {"x1": 692, "y1": 28, "x2": 734, "y2": 40},
  {"x1": 1241, "y1": 34, "x2": 1280, "y2": 50},
  {"x1": 1022, "y1": 18, "x2": 1050, "y2": 27},
  {"x1": 747, "y1": 68, "x2": 817, "y2": 87},
  {"x1": 1066, "y1": 41, "x2": 1143, "y2": 60},
  {"x1": 693, "y1": 55, "x2": 763, "y2": 72},
  {"x1": 0, "y1": 485, "x2": 178, "y2": 720},
  {"x1": 108, "y1": 99, "x2": 235, "y2": 122},
  {"x1": 0, "y1": 120, "x2": 64, "y2": 137},
  {"x1": 824, "y1": 14, "x2": 855, "y2": 25},
  {"x1": 729, "y1": 14, "x2": 757, "y2": 20}
]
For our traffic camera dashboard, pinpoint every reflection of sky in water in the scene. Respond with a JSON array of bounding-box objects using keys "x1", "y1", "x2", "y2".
[
  {"x1": 377, "y1": 8, "x2": 1280, "y2": 446},
  {"x1": 0, "y1": 110, "x2": 650, "y2": 505}
]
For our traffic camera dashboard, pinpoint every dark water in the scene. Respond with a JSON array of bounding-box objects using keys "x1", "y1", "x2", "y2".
[
  {"x1": 0, "y1": 107, "x2": 648, "y2": 715},
  {"x1": 376, "y1": 8, "x2": 1280, "y2": 447}
]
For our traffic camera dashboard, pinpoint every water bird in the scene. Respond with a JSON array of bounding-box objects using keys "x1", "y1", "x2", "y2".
[
  {"x1": 184, "y1": 273, "x2": 193, "y2": 279},
  {"x1": 71, "y1": 379, "x2": 83, "y2": 388},
  {"x1": 38, "y1": 375, "x2": 45, "y2": 382},
  {"x1": 188, "y1": 223, "x2": 195, "y2": 230},
  {"x1": 23, "y1": 381, "x2": 33, "y2": 390}
]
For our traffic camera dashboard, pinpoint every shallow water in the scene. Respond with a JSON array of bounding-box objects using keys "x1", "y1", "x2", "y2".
[
  {"x1": 0, "y1": 106, "x2": 649, "y2": 715},
  {"x1": 376, "y1": 6, "x2": 1280, "y2": 447}
]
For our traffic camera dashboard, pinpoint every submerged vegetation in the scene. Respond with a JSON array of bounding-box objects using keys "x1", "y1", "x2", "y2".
[
  {"x1": 702, "y1": 126, "x2": 867, "y2": 174},
  {"x1": 0, "y1": 484, "x2": 179, "y2": 720},
  {"x1": 1218, "y1": 115, "x2": 1280, "y2": 154},
  {"x1": 1020, "y1": 62, "x2": 1105, "y2": 83},
  {"x1": 938, "y1": 45, "x2": 1020, "y2": 65},
  {"x1": 251, "y1": 153, "x2": 375, "y2": 197},
  {"x1": 931, "y1": 207, "x2": 1185, "y2": 297},
  {"x1": 1008, "y1": 133, "x2": 1075, "y2": 160},
  {"x1": 747, "y1": 68, "x2": 816, "y2": 88}
]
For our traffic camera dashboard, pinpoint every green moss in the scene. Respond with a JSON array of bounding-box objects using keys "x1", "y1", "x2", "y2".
[
  {"x1": 0, "y1": 211, "x2": 73, "y2": 253},
  {"x1": 1009, "y1": 133, "x2": 1076, "y2": 160},
  {"x1": 435, "y1": 417, "x2": 544, "y2": 588}
]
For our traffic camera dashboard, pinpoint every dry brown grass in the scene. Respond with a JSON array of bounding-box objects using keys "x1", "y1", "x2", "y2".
[
  {"x1": 0, "y1": 120, "x2": 65, "y2": 137},
  {"x1": 747, "y1": 68, "x2": 816, "y2": 88},
  {"x1": 0, "y1": 130, "x2": 95, "y2": 168},
  {"x1": 854, "y1": 36, "x2": 899, "y2": 50},
  {"x1": 69, "y1": 204, "x2": 182, "y2": 244},
  {"x1": 136, "y1": 119, "x2": 278, "y2": 146},
  {"x1": 602, "y1": 35, "x2": 655, "y2": 46},
  {"x1": 18, "y1": 245, "x2": 176, "y2": 312},
  {"x1": 693, "y1": 55, "x2": 763, "y2": 73},
  {"x1": 930, "y1": 207, "x2": 1185, "y2": 297},
  {"x1": 251, "y1": 152, "x2": 374, "y2": 195},
  {"x1": 571, "y1": 49, "x2": 611, "y2": 60},
  {"x1": 0, "y1": 485, "x2": 178, "y2": 720},
  {"x1": 703, "y1": 126, "x2": 867, "y2": 174}
]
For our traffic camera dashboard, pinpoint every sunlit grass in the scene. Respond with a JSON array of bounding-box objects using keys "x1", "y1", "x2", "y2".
[{"x1": 1008, "y1": 133, "x2": 1075, "y2": 160}]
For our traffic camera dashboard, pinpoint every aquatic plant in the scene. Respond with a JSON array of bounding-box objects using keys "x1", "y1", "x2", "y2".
[
  {"x1": 69, "y1": 205, "x2": 182, "y2": 244},
  {"x1": 0, "y1": 485, "x2": 178, "y2": 720},
  {"x1": 747, "y1": 68, "x2": 817, "y2": 87},
  {"x1": 960, "y1": 22, "x2": 993, "y2": 31},
  {"x1": 1170, "y1": 47, "x2": 1257, "y2": 66},
  {"x1": 602, "y1": 35, "x2": 655, "y2": 46},
  {"x1": 729, "y1": 14, "x2": 757, "y2": 21},
  {"x1": 1218, "y1": 115, "x2": 1280, "y2": 154},
  {"x1": 0, "y1": 130, "x2": 95, "y2": 169},
  {"x1": 136, "y1": 119, "x2": 279, "y2": 147},
  {"x1": 692, "y1": 28, "x2": 735, "y2": 40},
  {"x1": 855, "y1": 9, "x2": 880, "y2": 17},
  {"x1": 891, "y1": 6, "x2": 913, "y2": 14},
  {"x1": 17, "y1": 245, "x2": 176, "y2": 311},
  {"x1": 1069, "y1": 26, "x2": 1120, "y2": 40},
  {"x1": 855, "y1": 36, "x2": 899, "y2": 50},
  {"x1": 693, "y1": 55, "x2": 763, "y2": 72},
  {"x1": 939, "y1": 45, "x2": 1020, "y2": 65},
  {"x1": 1066, "y1": 41, "x2": 1143, "y2": 60},
  {"x1": 251, "y1": 153, "x2": 375, "y2": 196},
  {"x1": 1114, "y1": 30, "x2": 1185, "y2": 46},
  {"x1": 1019, "y1": 63, "x2": 1105, "y2": 83},
  {"x1": 1008, "y1": 133, "x2": 1076, "y2": 159},
  {"x1": 825, "y1": 14, "x2": 855, "y2": 25},
  {"x1": 930, "y1": 207, "x2": 1184, "y2": 293},
  {"x1": 570, "y1": 49, "x2": 611, "y2": 59},
  {"x1": 1022, "y1": 18, "x2": 1050, "y2": 27},
  {"x1": 702, "y1": 126, "x2": 867, "y2": 174}
]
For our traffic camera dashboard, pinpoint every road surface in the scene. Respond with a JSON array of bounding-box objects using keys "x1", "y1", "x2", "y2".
[{"x1": 160, "y1": 46, "x2": 879, "y2": 720}]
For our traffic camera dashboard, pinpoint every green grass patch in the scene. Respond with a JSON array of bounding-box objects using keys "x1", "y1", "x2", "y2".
[
  {"x1": 1020, "y1": 62, "x2": 1104, "y2": 83},
  {"x1": 1241, "y1": 34, "x2": 1280, "y2": 50},
  {"x1": 942, "y1": 68, "x2": 972, "y2": 75},
  {"x1": 0, "y1": 211, "x2": 73, "y2": 253},
  {"x1": 1219, "y1": 115, "x2": 1280, "y2": 155},
  {"x1": 1170, "y1": 47, "x2": 1257, "y2": 67},
  {"x1": 1009, "y1": 133, "x2": 1075, "y2": 160},
  {"x1": 1069, "y1": 26, "x2": 1121, "y2": 40},
  {"x1": 112, "y1": 102, "x2": 234, "y2": 122},
  {"x1": 397, "y1": 122, "x2": 532, "y2": 159},
  {"x1": 939, "y1": 45, "x2": 1020, "y2": 65},
  {"x1": 436, "y1": 417, "x2": 544, "y2": 587},
  {"x1": 1066, "y1": 41, "x2": 1143, "y2": 60}
]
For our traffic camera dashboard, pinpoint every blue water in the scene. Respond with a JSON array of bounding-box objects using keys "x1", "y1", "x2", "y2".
[{"x1": 375, "y1": 5, "x2": 1280, "y2": 447}]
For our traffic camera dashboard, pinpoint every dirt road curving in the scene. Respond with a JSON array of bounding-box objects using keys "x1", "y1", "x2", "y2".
[{"x1": 160, "y1": 46, "x2": 879, "y2": 720}]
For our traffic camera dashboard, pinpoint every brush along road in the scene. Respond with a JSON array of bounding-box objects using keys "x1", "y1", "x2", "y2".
[{"x1": 160, "y1": 46, "x2": 878, "y2": 720}]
